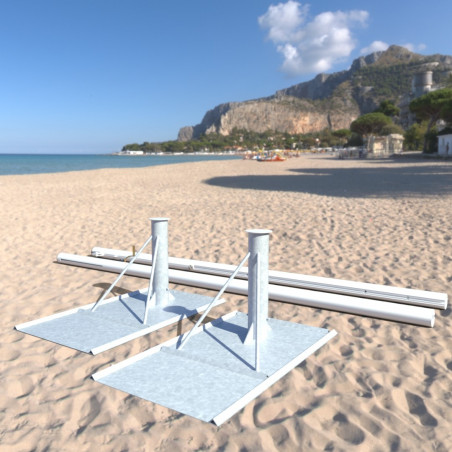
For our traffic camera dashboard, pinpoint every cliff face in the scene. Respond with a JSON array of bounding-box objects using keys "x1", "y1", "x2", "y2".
[
  {"x1": 178, "y1": 96, "x2": 361, "y2": 141},
  {"x1": 178, "y1": 46, "x2": 452, "y2": 141},
  {"x1": 179, "y1": 97, "x2": 359, "y2": 141}
]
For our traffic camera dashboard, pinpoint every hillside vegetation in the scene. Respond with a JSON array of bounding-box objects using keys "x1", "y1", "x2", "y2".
[{"x1": 123, "y1": 46, "x2": 452, "y2": 152}]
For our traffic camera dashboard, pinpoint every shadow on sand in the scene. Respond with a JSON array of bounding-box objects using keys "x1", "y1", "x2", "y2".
[{"x1": 204, "y1": 160, "x2": 452, "y2": 198}]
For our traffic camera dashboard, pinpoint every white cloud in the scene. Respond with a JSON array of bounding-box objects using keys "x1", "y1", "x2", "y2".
[
  {"x1": 258, "y1": 0, "x2": 308, "y2": 42},
  {"x1": 360, "y1": 41, "x2": 389, "y2": 55},
  {"x1": 361, "y1": 41, "x2": 427, "y2": 55},
  {"x1": 401, "y1": 43, "x2": 427, "y2": 52},
  {"x1": 259, "y1": 1, "x2": 368, "y2": 76},
  {"x1": 402, "y1": 43, "x2": 415, "y2": 52}
]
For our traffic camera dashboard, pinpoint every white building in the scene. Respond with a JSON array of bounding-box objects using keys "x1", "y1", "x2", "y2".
[
  {"x1": 366, "y1": 134, "x2": 404, "y2": 156},
  {"x1": 438, "y1": 134, "x2": 452, "y2": 156},
  {"x1": 122, "y1": 150, "x2": 144, "y2": 155}
]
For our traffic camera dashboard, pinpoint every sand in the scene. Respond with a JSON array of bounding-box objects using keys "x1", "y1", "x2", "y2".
[{"x1": 1, "y1": 154, "x2": 451, "y2": 451}]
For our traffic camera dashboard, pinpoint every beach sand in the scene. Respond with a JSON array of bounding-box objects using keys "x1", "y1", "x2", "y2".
[{"x1": 1, "y1": 154, "x2": 451, "y2": 451}]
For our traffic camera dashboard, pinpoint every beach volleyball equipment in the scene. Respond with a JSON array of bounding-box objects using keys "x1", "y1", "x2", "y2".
[
  {"x1": 14, "y1": 218, "x2": 444, "y2": 424},
  {"x1": 92, "y1": 229, "x2": 337, "y2": 425}
]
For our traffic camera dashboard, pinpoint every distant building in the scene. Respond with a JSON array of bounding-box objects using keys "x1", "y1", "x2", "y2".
[
  {"x1": 438, "y1": 134, "x2": 452, "y2": 156},
  {"x1": 411, "y1": 71, "x2": 433, "y2": 97},
  {"x1": 366, "y1": 134, "x2": 404, "y2": 156},
  {"x1": 122, "y1": 150, "x2": 144, "y2": 155},
  {"x1": 399, "y1": 65, "x2": 442, "y2": 129}
]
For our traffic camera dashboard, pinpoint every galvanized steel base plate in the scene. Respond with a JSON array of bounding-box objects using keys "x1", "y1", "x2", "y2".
[
  {"x1": 92, "y1": 311, "x2": 337, "y2": 425},
  {"x1": 15, "y1": 289, "x2": 223, "y2": 354}
]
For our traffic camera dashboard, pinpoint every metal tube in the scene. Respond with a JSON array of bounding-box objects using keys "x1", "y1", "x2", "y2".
[
  {"x1": 144, "y1": 236, "x2": 159, "y2": 324},
  {"x1": 57, "y1": 254, "x2": 436, "y2": 327},
  {"x1": 91, "y1": 247, "x2": 447, "y2": 310},
  {"x1": 150, "y1": 218, "x2": 170, "y2": 307},
  {"x1": 246, "y1": 229, "x2": 271, "y2": 342},
  {"x1": 255, "y1": 252, "x2": 260, "y2": 372}
]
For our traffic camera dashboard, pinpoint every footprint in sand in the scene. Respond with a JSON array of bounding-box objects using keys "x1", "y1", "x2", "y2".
[
  {"x1": 339, "y1": 345, "x2": 353, "y2": 357},
  {"x1": 405, "y1": 391, "x2": 438, "y2": 427},
  {"x1": 332, "y1": 412, "x2": 365, "y2": 445},
  {"x1": 347, "y1": 318, "x2": 365, "y2": 337},
  {"x1": 424, "y1": 364, "x2": 439, "y2": 386},
  {"x1": 258, "y1": 424, "x2": 292, "y2": 449},
  {"x1": 253, "y1": 398, "x2": 292, "y2": 427},
  {"x1": 312, "y1": 365, "x2": 327, "y2": 388},
  {"x1": 400, "y1": 332, "x2": 417, "y2": 350},
  {"x1": 355, "y1": 376, "x2": 373, "y2": 399},
  {"x1": 297, "y1": 361, "x2": 313, "y2": 381},
  {"x1": 351, "y1": 327, "x2": 365, "y2": 338}
]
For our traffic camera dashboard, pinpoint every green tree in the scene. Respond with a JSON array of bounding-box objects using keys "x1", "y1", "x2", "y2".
[
  {"x1": 440, "y1": 98, "x2": 452, "y2": 124},
  {"x1": 350, "y1": 112, "x2": 393, "y2": 137},
  {"x1": 443, "y1": 75, "x2": 452, "y2": 89},
  {"x1": 409, "y1": 88, "x2": 452, "y2": 151},
  {"x1": 404, "y1": 122, "x2": 427, "y2": 150},
  {"x1": 375, "y1": 100, "x2": 400, "y2": 117},
  {"x1": 332, "y1": 129, "x2": 352, "y2": 146},
  {"x1": 161, "y1": 141, "x2": 186, "y2": 153},
  {"x1": 332, "y1": 129, "x2": 352, "y2": 139},
  {"x1": 380, "y1": 123, "x2": 405, "y2": 135},
  {"x1": 347, "y1": 133, "x2": 364, "y2": 147},
  {"x1": 121, "y1": 143, "x2": 141, "y2": 151},
  {"x1": 425, "y1": 126, "x2": 439, "y2": 154},
  {"x1": 302, "y1": 136, "x2": 317, "y2": 148}
]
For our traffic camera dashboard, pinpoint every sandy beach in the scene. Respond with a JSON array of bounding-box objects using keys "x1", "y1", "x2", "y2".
[{"x1": 1, "y1": 154, "x2": 451, "y2": 451}]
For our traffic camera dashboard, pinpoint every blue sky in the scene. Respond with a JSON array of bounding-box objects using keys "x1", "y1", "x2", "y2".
[{"x1": 1, "y1": 0, "x2": 451, "y2": 154}]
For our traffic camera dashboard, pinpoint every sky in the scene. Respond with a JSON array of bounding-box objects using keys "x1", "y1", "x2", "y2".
[{"x1": 1, "y1": 0, "x2": 451, "y2": 154}]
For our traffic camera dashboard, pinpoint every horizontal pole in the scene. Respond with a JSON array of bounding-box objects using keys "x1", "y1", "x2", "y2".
[
  {"x1": 58, "y1": 253, "x2": 435, "y2": 327},
  {"x1": 91, "y1": 247, "x2": 448, "y2": 310}
]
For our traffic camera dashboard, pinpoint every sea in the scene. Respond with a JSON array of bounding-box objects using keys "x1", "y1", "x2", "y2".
[{"x1": 0, "y1": 153, "x2": 240, "y2": 176}]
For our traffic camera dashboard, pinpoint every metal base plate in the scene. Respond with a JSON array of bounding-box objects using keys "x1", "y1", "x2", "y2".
[
  {"x1": 15, "y1": 289, "x2": 224, "y2": 354},
  {"x1": 92, "y1": 311, "x2": 337, "y2": 425}
]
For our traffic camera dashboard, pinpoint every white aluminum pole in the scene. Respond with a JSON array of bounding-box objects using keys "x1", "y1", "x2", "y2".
[
  {"x1": 143, "y1": 236, "x2": 159, "y2": 324},
  {"x1": 255, "y1": 252, "x2": 260, "y2": 372},
  {"x1": 57, "y1": 254, "x2": 436, "y2": 327},
  {"x1": 91, "y1": 247, "x2": 447, "y2": 310},
  {"x1": 149, "y1": 218, "x2": 170, "y2": 308},
  {"x1": 245, "y1": 229, "x2": 271, "y2": 346}
]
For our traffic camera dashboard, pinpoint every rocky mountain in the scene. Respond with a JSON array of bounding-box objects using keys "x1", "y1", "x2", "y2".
[{"x1": 178, "y1": 46, "x2": 452, "y2": 141}]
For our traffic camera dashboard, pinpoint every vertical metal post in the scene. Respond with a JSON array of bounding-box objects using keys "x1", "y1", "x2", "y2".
[
  {"x1": 149, "y1": 218, "x2": 170, "y2": 308},
  {"x1": 143, "y1": 237, "x2": 159, "y2": 324},
  {"x1": 255, "y1": 253, "x2": 260, "y2": 372},
  {"x1": 245, "y1": 229, "x2": 271, "y2": 347}
]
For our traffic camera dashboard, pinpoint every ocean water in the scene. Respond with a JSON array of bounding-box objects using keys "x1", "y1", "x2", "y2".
[{"x1": 0, "y1": 153, "x2": 239, "y2": 176}]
